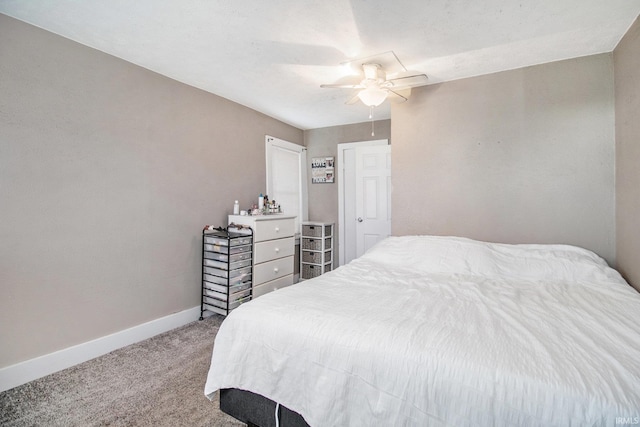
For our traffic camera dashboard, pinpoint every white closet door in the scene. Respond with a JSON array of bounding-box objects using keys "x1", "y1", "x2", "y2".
[
  {"x1": 355, "y1": 144, "x2": 391, "y2": 257},
  {"x1": 266, "y1": 136, "x2": 308, "y2": 234}
]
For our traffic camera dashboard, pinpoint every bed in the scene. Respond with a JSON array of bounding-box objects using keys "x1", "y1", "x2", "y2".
[{"x1": 205, "y1": 235, "x2": 640, "y2": 426}]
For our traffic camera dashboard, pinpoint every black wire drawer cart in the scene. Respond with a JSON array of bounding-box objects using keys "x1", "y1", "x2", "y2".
[{"x1": 200, "y1": 224, "x2": 253, "y2": 318}]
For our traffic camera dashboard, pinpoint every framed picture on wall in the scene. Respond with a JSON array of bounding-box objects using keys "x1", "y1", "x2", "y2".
[{"x1": 312, "y1": 156, "x2": 334, "y2": 183}]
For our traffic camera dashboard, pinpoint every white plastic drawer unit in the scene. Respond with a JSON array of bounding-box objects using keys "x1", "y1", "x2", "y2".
[
  {"x1": 252, "y1": 218, "x2": 296, "y2": 242},
  {"x1": 254, "y1": 236, "x2": 295, "y2": 264},
  {"x1": 200, "y1": 226, "x2": 254, "y2": 318},
  {"x1": 229, "y1": 214, "x2": 296, "y2": 298}
]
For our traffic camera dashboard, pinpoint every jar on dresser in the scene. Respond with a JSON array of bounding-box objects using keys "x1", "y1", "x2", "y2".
[{"x1": 228, "y1": 214, "x2": 296, "y2": 298}]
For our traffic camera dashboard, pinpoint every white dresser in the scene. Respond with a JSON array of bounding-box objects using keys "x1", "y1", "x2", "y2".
[{"x1": 228, "y1": 214, "x2": 296, "y2": 298}]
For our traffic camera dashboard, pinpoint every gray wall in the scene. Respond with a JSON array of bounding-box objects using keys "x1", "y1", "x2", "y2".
[
  {"x1": 303, "y1": 120, "x2": 390, "y2": 257},
  {"x1": 614, "y1": 17, "x2": 640, "y2": 291},
  {"x1": 0, "y1": 15, "x2": 302, "y2": 368},
  {"x1": 391, "y1": 54, "x2": 616, "y2": 265}
]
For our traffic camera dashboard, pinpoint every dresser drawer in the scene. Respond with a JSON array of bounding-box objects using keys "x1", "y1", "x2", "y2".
[
  {"x1": 253, "y1": 274, "x2": 294, "y2": 298},
  {"x1": 254, "y1": 237, "x2": 295, "y2": 264},
  {"x1": 254, "y1": 256, "x2": 294, "y2": 285},
  {"x1": 253, "y1": 218, "x2": 295, "y2": 242}
]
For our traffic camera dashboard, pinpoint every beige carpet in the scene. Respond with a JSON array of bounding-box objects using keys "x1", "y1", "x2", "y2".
[{"x1": 0, "y1": 314, "x2": 244, "y2": 426}]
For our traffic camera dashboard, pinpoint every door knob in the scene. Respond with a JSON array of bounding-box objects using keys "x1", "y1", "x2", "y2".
[{"x1": 357, "y1": 217, "x2": 363, "y2": 222}]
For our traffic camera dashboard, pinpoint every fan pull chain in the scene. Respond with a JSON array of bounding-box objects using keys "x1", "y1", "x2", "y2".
[{"x1": 369, "y1": 106, "x2": 375, "y2": 136}]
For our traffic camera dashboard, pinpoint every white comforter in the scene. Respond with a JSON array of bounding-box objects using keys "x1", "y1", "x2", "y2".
[{"x1": 205, "y1": 236, "x2": 640, "y2": 426}]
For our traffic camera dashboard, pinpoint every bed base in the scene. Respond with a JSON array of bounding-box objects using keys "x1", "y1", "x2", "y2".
[{"x1": 220, "y1": 388, "x2": 310, "y2": 427}]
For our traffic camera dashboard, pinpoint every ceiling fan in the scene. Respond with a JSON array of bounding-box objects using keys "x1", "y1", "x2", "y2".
[{"x1": 320, "y1": 52, "x2": 429, "y2": 109}]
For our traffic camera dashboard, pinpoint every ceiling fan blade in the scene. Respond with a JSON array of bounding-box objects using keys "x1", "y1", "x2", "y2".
[
  {"x1": 387, "y1": 89, "x2": 409, "y2": 103},
  {"x1": 321, "y1": 83, "x2": 363, "y2": 89},
  {"x1": 345, "y1": 93, "x2": 361, "y2": 105},
  {"x1": 320, "y1": 74, "x2": 364, "y2": 90},
  {"x1": 386, "y1": 73, "x2": 428, "y2": 88}
]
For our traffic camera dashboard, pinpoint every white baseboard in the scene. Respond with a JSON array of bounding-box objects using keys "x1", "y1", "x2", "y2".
[{"x1": 0, "y1": 306, "x2": 202, "y2": 393}]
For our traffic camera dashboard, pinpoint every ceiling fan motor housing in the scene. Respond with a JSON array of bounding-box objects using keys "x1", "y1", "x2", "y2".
[{"x1": 362, "y1": 63, "x2": 386, "y2": 85}]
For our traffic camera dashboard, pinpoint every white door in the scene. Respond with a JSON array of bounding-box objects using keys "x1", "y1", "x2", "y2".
[
  {"x1": 266, "y1": 136, "x2": 308, "y2": 235},
  {"x1": 355, "y1": 145, "x2": 391, "y2": 257},
  {"x1": 338, "y1": 140, "x2": 391, "y2": 266}
]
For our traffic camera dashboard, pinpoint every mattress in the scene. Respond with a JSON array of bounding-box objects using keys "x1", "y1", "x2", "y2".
[{"x1": 205, "y1": 235, "x2": 640, "y2": 426}]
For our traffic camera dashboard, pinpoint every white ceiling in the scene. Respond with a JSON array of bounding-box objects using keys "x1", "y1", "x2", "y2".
[{"x1": 1, "y1": 1, "x2": 639, "y2": 130}]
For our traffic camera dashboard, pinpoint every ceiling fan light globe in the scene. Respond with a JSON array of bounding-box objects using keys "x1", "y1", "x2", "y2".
[{"x1": 357, "y1": 87, "x2": 388, "y2": 107}]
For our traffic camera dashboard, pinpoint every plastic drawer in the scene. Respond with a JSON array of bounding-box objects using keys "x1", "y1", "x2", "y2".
[
  {"x1": 203, "y1": 265, "x2": 251, "y2": 279},
  {"x1": 203, "y1": 273, "x2": 252, "y2": 286},
  {"x1": 204, "y1": 251, "x2": 251, "y2": 263},
  {"x1": 204, "y1": 243, "x2": 252, "y2": 254},
  {"x1": 203, "y1": 258, "x2": 252, "y2": 270},
  {"x1": 203, "y1": 282, "x2": 251, "y2": 300},
  {"x1": 204, "y1": 295, "x2": 250, "y2": 310}
]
